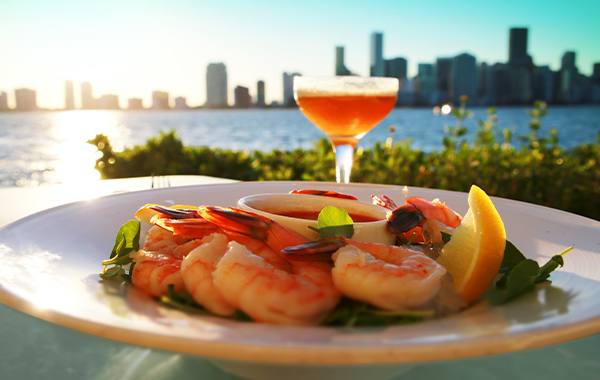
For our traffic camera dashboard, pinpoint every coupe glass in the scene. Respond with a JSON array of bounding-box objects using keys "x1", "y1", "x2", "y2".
[{"x1": 294, "y1": 76, "x2": 398, "y2": 183}]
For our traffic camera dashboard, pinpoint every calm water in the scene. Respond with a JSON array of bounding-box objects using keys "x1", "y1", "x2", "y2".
[{"x1": 0, "y1": 106, "x2": 598, "y2": 187}]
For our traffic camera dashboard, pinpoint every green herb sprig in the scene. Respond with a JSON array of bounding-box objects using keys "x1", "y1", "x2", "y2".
[
  {"x1": 309, "y1": 206, "x2": 354, "y2": 238},
  {"x1": 323, "y1": 298, "x2": 433, "y2": 327},
  {"x1": 100, "y1": 220, "x2": 140, "y2": 280}
]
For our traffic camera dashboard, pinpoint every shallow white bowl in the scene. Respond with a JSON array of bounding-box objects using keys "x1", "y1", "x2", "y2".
[
  {"x1": 237, "y1": 192, "x2": 395, "y2": 244},
  {"x1": 0, "y1": 181, "x2": 599, "y2": 380}
]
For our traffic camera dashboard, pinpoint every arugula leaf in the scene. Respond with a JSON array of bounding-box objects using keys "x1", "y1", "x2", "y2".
[
  {"x1": 499, "y1": 240, "x2": 527, "y2": 274},
  {"x1": 441, "y1": 232, "x2": 452, "y2": 244},
  {"x1": 100, "y1": 220, "x2": 140, "y2": 281},
  {"x1": 486, "y1": 245, "x2": 573, "y2": 305},
  {"x1": 309, "y1": 206, "x2": 354, "y2": 238},
  {"x1": 536, "y1": 247, "x2": 572, "y2": 283},
  {"x1": 160, "y1": 284, "x2": 205, "y2": 313},
  {"x1": 322, "y1": 298, "x2": 432, "y2": 327}
]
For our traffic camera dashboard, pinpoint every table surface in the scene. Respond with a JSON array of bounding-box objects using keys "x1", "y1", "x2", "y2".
[{"x1": 1, "y1": 176, "x2": 599, "y2": 380}]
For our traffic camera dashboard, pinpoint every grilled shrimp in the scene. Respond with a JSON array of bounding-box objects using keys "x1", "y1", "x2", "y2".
[
  {"x1": 130, "y1": 225, "x2": 205, "y2": 297},
  {"x1": 180, "y1": 232, "x2": 236, "y2": 316},
  {"x1": 200, "y1": 207, "x2": 341, "y2": 325},
  {"x1": 283, "y1": 237, "x2": 447, "y2": 310}
]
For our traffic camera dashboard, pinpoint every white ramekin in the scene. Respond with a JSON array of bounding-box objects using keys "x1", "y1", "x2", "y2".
[{"x1": 237, "y1": 193, "x2": 395, "y2": 244}]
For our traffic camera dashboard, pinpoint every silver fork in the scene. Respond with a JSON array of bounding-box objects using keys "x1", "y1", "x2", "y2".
[{"x1": 150, "y1": 175, "x2": 171, "y2": 189}]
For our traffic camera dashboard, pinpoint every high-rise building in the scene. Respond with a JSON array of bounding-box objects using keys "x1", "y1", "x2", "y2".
[
  {"x1": 174, "y1": 96, "x2": 189, "y2": 110},
  {"x1": 96, "y1": 94, "x2": 120, "y2": 109},
  {"x1": 508, "y1": 27, "x2": 529, "y2": 66},
  {"x1": 152, "y1": 91, "x2": 170, "y2": 109},
  {"x1": 64, "y1": 80, "x2": 75, "y2": 110},
  {"x1": 256, "y1": 80, "x2": 266, "y2": 107},
  {"x1": 593, "y1": 63, "x2": 600, "y2": 84},
  {"x1": 370, "y1": 32, "x2": 384, "y2": 76},
  {"x1": 414, "y1": 63, "x2": 435, "y2": 105},
  {"x1": 206, "y1": 62, "x2": 228, "y2": 107},
  {"x1": 384, "y1": 57, "x2": 407, "y2": 80},
  {"x1": 560, "y1": 51, "x2": 579, "y2": 103},
  {"x1": 127, "y1": 98, "x2": 144, "y2": 110},
  {"x1": 0, "y1": 91, "x2": 8, "y2": 111},
  {"x1": 435, "y1": 57, "x2": 453, "y2": 103},
  {"x1": 81, "y1": 82, "x2": 94, "y2": 109},
  {"x1": 234, "y1": 86, "x2": 251, "y2": 108},
  {"x1": 335, "y1": 46, "x2": 352, "y2": 75},
  {"x1": 533, "y1": 65, "x2": 557, "y2": 103},
  {"x1": 14, "y1": 88, "x2": 37, "y2": 111},
  {"x1": 450, "y1": 53, "x2": 477, "y2": 103},
  {"x1": 282, "y1": 72, "x2": 301, "y2": 106}
]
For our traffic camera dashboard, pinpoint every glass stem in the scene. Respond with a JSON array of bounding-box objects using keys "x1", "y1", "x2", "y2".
[{"x1": 334, "y1": 144, "x2": 354, "y2": 184}]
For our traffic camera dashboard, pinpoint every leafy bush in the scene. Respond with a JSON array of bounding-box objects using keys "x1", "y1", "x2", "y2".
[{"x1": 88, "y1": 101, "x2": 599, "y2": 220}]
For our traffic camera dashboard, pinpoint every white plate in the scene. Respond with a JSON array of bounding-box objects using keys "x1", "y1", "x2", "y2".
[{"x1": 1, "y1": 182, "x2": 600, "y2": 374}]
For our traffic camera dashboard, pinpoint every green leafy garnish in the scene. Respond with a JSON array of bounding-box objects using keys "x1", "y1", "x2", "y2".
[
  {"x1": 486, "y1": 245, "x2": 572, "y2": 304},
  {"x1": 100, "y1": 220, "x2": 140, "y2": 280},
  {"x1": 160, "y1": 284, "x2": 205, "y2": 313},
  {"x1": 309, "y1": 206, "x2": 354, "y2": 238},
  {"x1": 322, "y1": 298, "x2": 433, "y2": 327}
]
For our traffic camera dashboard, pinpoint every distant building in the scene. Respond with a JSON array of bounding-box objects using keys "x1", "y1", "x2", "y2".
[
  {"x1": 450, "y1": 53, "x2": 477, "y2": 104},
  {"x1": 384, "y1": 57, "x2": 407, "y2": 80},
  {"x1": 152, "y1": 91, "x2": 170, "y2": 110},
  {"x1": 559, "y1": 51, "x2": 580, "y2": 103},
  {"x1": 370, "y1": 32, "x2": 384, "y2": 76},
  {"x1": 234, "y1": 86, "x2": 251, "y2": 108},
  {"x1": 81, "y1": 82, "x2": 94, "y2": 109},
  {"x1": 64, "y1": 80, "x2": 75, "y2": 110},
  {"x1": 414, "y1": 63, "x2": 435, "y2": 105},
  {"x1": 282, "y1": 72, "x2": 301, "y2": 106},
  {"x1": 206, "y1": 62, "x2": 228, "y2": 107},
  {"x1": 256, "y1": 80, "x2": 266, "y2": 107},
  {"x1": 127, "y1": 98, "x2": 144, "y2": 110},
  {"x1": 593, "y1": 63, "x2": 600, "y2": 84},
  {"x1": 335, "y1": 46, "x2": 352, "y2": 75},
  {"x1": 508, "y1": 27, "x2": 530, "y2": 66},
  {"x1": 435, "y1": 57, "x2": 452, "y2": 103},
  {"x1": 174, "y1": 96, "x2": 189, "y2": 110},
  {"x1": 14, "y1": 88, "x2": 37, "y2": 111},
  {"x1": 533, "y1": 65, "x2": 557, "y2": 103},
  {"x1": 0, "y1": 91, "x2": 8, "y2": 111},
  {"x1": 96, "y1": 94, "x2": 120, "y2": 109}
]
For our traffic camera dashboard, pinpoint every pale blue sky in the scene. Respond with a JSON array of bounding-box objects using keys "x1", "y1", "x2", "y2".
[{"x1": 1, "y1": 0, "x2": 598, "y2": 108}]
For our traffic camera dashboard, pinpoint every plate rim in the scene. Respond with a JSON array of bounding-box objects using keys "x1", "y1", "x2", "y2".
[{"x1": 1, "y1": 180, "x2": 600, "y2": 365}]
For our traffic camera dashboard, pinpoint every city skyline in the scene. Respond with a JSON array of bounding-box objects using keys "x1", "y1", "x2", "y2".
[{"x1": 1, "y1": 0, "x2": 599, "y2": 109}]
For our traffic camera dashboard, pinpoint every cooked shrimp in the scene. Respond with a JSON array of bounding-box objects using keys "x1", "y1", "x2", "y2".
[
  {"x1": 201, "y1": 207, "x2": 341, "y2": 325},
  {"x1": 130, "y1": 225, "x2": 205, "y2": 297},
  {"x1": 180, "y1": 233, "x2": 235, "y2": 316},
  {"x1": 283, "y1": 237, "x2": 447, "y2": 310}
]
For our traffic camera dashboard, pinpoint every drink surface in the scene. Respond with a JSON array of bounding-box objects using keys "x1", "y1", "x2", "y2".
[{"x1": 296, "y1": 95, "x2": 396, "y2": 146}]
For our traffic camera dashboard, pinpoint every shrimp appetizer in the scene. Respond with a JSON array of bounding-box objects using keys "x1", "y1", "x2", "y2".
[{"x1": 100, "y1": 185, "x2": 569, "y2": 326}]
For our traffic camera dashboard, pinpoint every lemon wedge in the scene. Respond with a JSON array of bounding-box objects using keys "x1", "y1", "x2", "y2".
[{"x1": 437, "y1": 185, "x2": 506, "y2": 304}]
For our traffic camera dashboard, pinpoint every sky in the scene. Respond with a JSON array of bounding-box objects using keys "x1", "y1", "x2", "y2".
[{"x1": 1, "y1": 0, "x2": 599, "y2": 108}]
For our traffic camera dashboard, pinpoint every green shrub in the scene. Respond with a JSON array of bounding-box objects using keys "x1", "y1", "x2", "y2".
[{"x1": 88, "y1": 101, "x2": 599, "y2": 220}]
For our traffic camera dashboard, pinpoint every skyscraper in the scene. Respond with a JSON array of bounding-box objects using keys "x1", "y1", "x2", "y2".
[
  {"x1": 593, "y1": 63, "x2": 600, "y2": 84},
  {"x1": 282, "y1": 72, "x2": 301, "y2": 106},
  {"x1": 450, "y1": 53, "x2": 477, "y2": 103},
  {"x1": 206, "y1": 63, "x2": 228, "y2": 107},
  {"x1": 384, "y1": 57, "x2": 407, "y2": 80},
  {"x1": 508, "y1": 28, "x2": 529, "y2": 66},
  {"x1": 234, "y1": 86, "x2": 251, "y2": 108},
  {"x1": 335, "y1": 46, "x2": 352, "y2": 75},
  {"x1": 64, "y1": 80, "x2": 75, "y2": 110},
  {"x1": 127, "y1": 98, "x2": 144, "y2": 110},
  {"x1": 152, "y1": 91, "x2": 170, "y2": 109},
  {"x1": 14, "y1": 88, "x2": 37, "y2": 111},
  {"x1": 81, "y1": 82, "x2": 94, "y2": 109},
  {"x1": 0, "y1": 91, "x2": 8, "y2": 111},
  {"x1": 560, "y1": 51, "x2": 578, "y2": 103},
  {"x1": 435, "y1": 57, "x2": 453, "y2": 102},
  {"x1": 256, "y1": 80, "x2": 266, "y2": 107},
  {"x1": 414, "y1": 63, "x2": 435, "y2": 105},
  {"x1": 96, "y1": 94, "x2": 120, "y2": 109},
  {"x1": 174, "y1": 96, "x2": 189, "y2": 110},
  {"x1": 370, "y1": 32, "x2": 384, "y2": 76}
]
